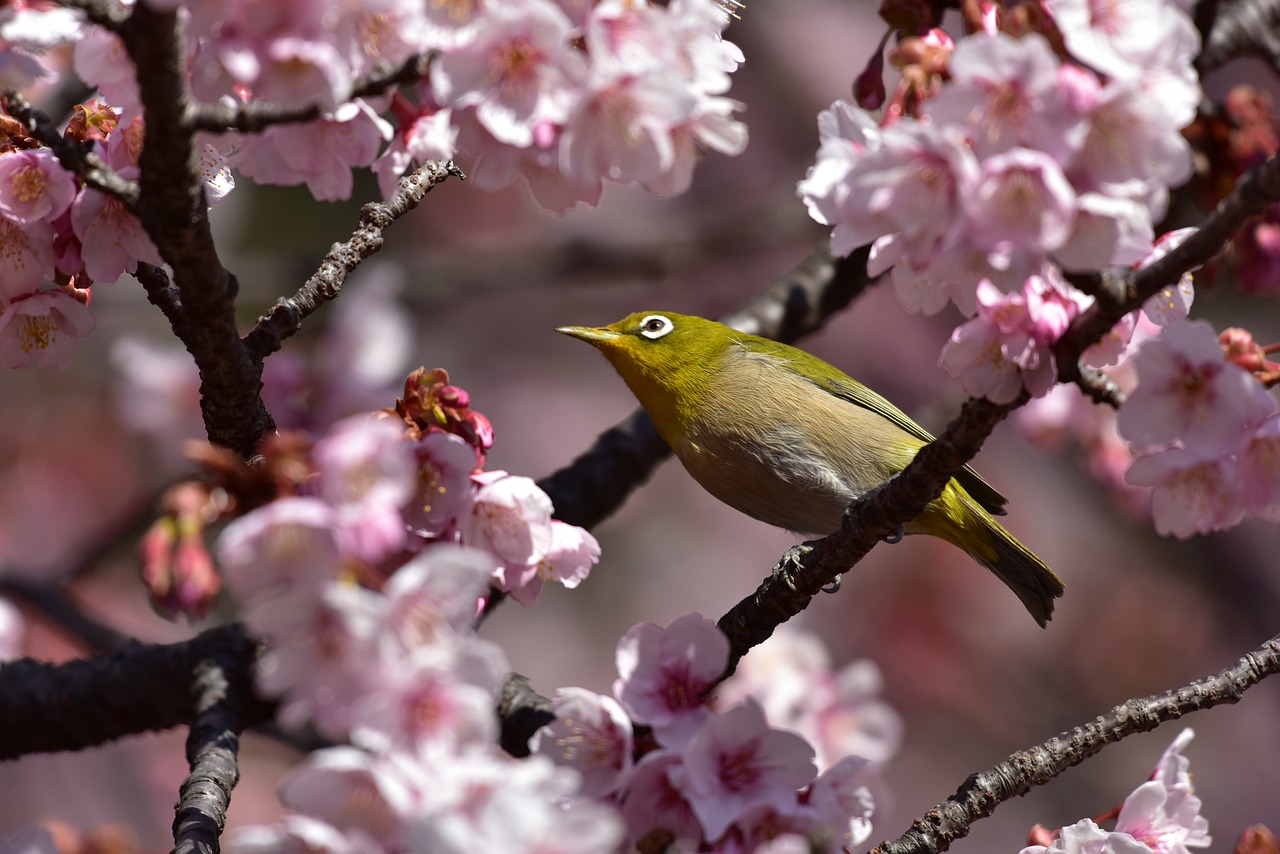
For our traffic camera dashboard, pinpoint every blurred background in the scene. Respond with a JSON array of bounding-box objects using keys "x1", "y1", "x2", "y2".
[{"x1": 3, "y1": 0, "x2": 1280, "y2": 849}]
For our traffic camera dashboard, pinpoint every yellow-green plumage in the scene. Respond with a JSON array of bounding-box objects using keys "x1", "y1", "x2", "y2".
[{"x1": 557, "y1": 311, "x2": 1065, "y2": 626}]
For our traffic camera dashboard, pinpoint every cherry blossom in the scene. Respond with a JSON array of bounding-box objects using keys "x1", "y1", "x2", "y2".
[
  {"x1": 70, "y1": 172, "x2": 164, "y2": 284},
  {"x1": 617, "y1": 750, "x2": 703, "y2": 848},
  {"x1": 0, "y1": 149, "x2": 76, "y2": 226},
  {"x1": 378, "y1": 544, "x2": 496, "y2": 652},
  {"x1": 669, "y1": 698, "x2": 817, "y2": 841},
  {"x1": 1118, "y1": 319, "x2": 1276, "y2": 455},
  {"x1": 0, "y1": 216, "x2": 53, "y2": 302},
  {"x1": 278, "y1": 747, "x2": 421, "y2": 850},
  {"x1": 0, "y1": 289, "x2": 94, "y2": 370},
  {"x1": 216, "y1": 497, "x2": 343, "y2": 602},
  {"x1": 499, "y1": 519, "x2": 600, "y2": 606},
  {"x1": 1115, "y1": 729, "x2": 1210, "y2": 853},
  {"x1": 228, "y1": 814, "x2": 388, "y2": 854},
  {"x1": 463, "y1": 471, "x2": 555, "y2": 568},
  {"x1": 1020, "y1": 819, "x2": 1156, "y2": 854},
  {"x1": 404, "y1": 432, "x2": 477, "y2": 538},
  {"x1": 613, "y1": 612, "x2": 729, "y2": 748},
  {"x1": 530, "y1": 687, "x2": 635, "y2": 796}
]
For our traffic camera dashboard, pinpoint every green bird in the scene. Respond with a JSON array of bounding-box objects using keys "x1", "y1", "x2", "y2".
[{"x1": 557, "y1": 311, "x2": 1065, "y2": 626}]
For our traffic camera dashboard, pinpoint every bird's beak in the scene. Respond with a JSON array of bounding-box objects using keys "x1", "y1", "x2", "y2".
[{"x1": 556, "y1": 325, "x2": 621, "y2": 346}]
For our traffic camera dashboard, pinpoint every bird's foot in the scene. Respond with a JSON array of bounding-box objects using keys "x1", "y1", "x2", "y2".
[
  {"x1": 883, "y1": 525, "x2": 904, "y2": 544},
  {"x1": 772, "y1": 542, "x2": 816, "y2": 591},
  {"x1": 821, "y1": 574, "x2": 842, "y2": 594}
]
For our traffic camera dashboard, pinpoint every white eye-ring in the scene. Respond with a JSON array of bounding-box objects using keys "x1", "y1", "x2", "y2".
[{"x1": 639, "y1": 314, "x2": 674, "y2": 340}]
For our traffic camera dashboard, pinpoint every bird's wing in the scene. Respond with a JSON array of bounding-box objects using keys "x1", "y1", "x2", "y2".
[{"x1": 748, "y1": 336, "x2": 1010, "y2": 516}]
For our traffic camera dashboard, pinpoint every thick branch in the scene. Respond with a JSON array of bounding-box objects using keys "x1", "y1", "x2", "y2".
[
  {"x1": 497, "y1": 673, "x2": 555, "y2": 759},
  {"x1": 872, "y1": 633, "x2": 1280, "y2": 854},
  {"x1": 112, "y1": 3, "x2": 273, "y2": 457},
  {"x1": 185, "y1": 53, "x2": 433, "y2": 134},
  {"x1": 242, "y1": 160, "x2": 466, "y2": 362},
  {"x1": 0, "y1": 625, "x2": 270, "y2": 760}
]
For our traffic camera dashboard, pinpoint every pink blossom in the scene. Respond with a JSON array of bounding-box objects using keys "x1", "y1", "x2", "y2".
[
  {"x1": 924, "y1": 33, "x2": 1089, "y2": 161},
  {"x1": 962, "y1": 147, "x2": 1077, "y2": 259},
  {"x1": 248, "y1": 580, "x2": 385, "y2": 736},
  {"x1": 531, "y1": 687, "x2": 634, "y2": 796},
  {"x1": 373, "y1": 96, "x2": 458, "y2": 199},
  {"x1": 1126, "y1": 447, "x2": 1246, "y2": 538},
  {"x1": 431, "y1": 0, "x2": 586, "y2": 148},
  {"x1": 352, "y1": 640, "x2": 506, "y2": 755},
  {"x1": 613, "y1": 612, "x2": 729, "y2": 748},
  {"x1": 0, "y1": 149, "x2": 76, "y2": 226},
  {"x1": 279, "y1": 747, "x2": 420, "y2": 849},
  {"x1": 618, "y1": 750, "x2": 703, "y2": 848},
  {"x1": 1117, "y1": 320, "x2": 1276, "y2": 455},
  {"x1": 228, "y1": 814, "x2": 388, "y2": 854},
  {"x1": 0, "y1": 217, "x2": 53, "y2": 301},
  {"x1": 1019, "y1": 819, "x2": 1155, "y2": 854},
  {"x1": 217, "y1": 497, "x2": 343, "y2": 602},
  {"x1": 796, "y1": 100, "x2": 881, "y2": 248},
  {"x1": 463, "y1": 472, "x2": 555, "y2": 566},
  {"x1": 802, "y1": 114, "x2": 976, "y2": 263},
  {"x1": 197, "y1": 140, "x2": 236, "y2": 207},
  {"x1": 1070, "y1": 80, "x2": 1193, "y2": 204},
  {"x1": 73, "y1": 29, "x2": 140, "y2": 115},
  {"x1": 0, "y1": 4, "x2": 83, "y2": 51},
  {"x1": 1115, "y1": 729, "x2": 1210, "y2": 853},
  {"x1": 404, "y1": 432, "x2": 477, "y2": 538},
  {"x1": 805, "y1": 755, "x2": 879, "y2": 852},
  {"x1": 409, "y1": 752, "x2": 625, "y2": 853},
  {"x1": 0, "y1": 596, "x2": 23, "y2": 661},
  {"x1": 316, "y1": 415, "x2": 415, "y2": 509},
  {"x1": 379, "y1": 544, "x2": 495, "y2": 652},
  {"x1": 234, "y1": 100, "x2": 392, "y2": 201},
  {"x1": 0, "y1": 289, "x2": 94, "y2": 369},
  {"x1": 1056, "y1": 192, "x2": 1154, "y2": 272},
  {"x1": 498, "y1": 519, "x2": 600, "y2": 606},
  {"x1": 1046, "y1": 0, "x2": 1197, "y2": 89},
  {"x1": 941, "y1": 276, "x2": 1086, "y2": 402},
  {"x1": 70, "y1": 174, "x2": 164, "y2": 283},
  {"x1": 1137, "y1": 229, "x2": 1199, "y2": 326},
  {"x1": 717, "y1": 627, "x2": 901, "y2": 770},
  {"x1": 669, "y1": 698, "x2": 817, "y2": 841},
  {"x1": 1239, "y1": 416, "x2": 1280, "y2": 520}
]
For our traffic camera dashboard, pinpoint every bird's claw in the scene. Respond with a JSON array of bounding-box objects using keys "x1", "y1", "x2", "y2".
[
  {"x1": 772, "y1": 542, "x2": 815, "y2": 592},
  {"x1": 821, "y1": 574, "x2": 842, "y2": 594},
  {"x1": 883, "y1": 525, "x2": 904, "y2": 544}
]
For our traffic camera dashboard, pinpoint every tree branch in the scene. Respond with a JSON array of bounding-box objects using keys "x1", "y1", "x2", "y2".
[
  {"x1": 185, "y1": 53, "x2": 434, "y2": 134},
  {"x1": 241, "y1": 160, "x2": 466, "y2": 363},
  {"x1": 1195, "y1": 0, "x2": 1280, "y2": 73},
  {"x1": 871, "y1": 633, "x2": 1280, "y2": 854},
  {"x1": 720, "y1": 151, "x2": 1280, "y2": 678},
  {"x1": 172, "y1": 646, "x2": 255, "y2": 854},
  {"x1": 0, "y1": 625, "x2": 270, "y2": 760}
]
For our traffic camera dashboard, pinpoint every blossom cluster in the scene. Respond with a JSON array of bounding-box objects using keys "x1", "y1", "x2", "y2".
[
  {"x1": 1021, "y1": 729, "x2": 1210, "y2": 854},
  {"x1": 14, "y1": 0, "x2": 745, "y2": 212},
  {"x1": 529, "y1": 615, "x2": 897, "y2": 852},
  {"x1": 798, "y1": 0, "x2": 1200, "y2": 400}
]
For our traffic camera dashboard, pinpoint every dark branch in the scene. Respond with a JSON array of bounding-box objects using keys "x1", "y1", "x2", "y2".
[
  {"x1": 117, "y1": 3, "x2": 274, "y2": 458},
  {"x1": 720, "y1": 152, "x2": 1280, "y2": 678},
  {"x1": 241, "y1": 160, "x2": 466, "y2": 362},
  {"x1": 1, "y1": 90, "x2": 140, "y2": 207},
  {"x1": 0, "y1": 625, "x2": 270, "y2": 760},
  {"x1": 1195, "y1": 0, "x2": 1280, "y2": 73},
  {"x1": 136, "y1": 262, "x2": 186, "y2": 336},
  {"x1": 871, "y1": 633, "x2": 1280, "y2": 854},
  {"x1": 497, "y1": 673, "x2": 555, "y2": 759},
  {"x1": 172, "y1": 646, "x2": 255, "y2": 854},
  {"x1": 49, "y1": 0, "x2": 128, "y2": 29},
  {"x1": 185, "y1": 53, "x2": 434, "y2": 134}
]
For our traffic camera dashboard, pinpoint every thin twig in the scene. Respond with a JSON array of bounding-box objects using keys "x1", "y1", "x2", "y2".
[
  {"x1": 1, "y1": 90, "x2": 140, "y2": 207},
  {"x1": 871, "y1": 633, "x2": 1280, "y2": 854},
  {"x1": 1195, "y1": 0, "x2": 1280, "y2": 72},
  {"x1": 241, "y1": 160, "x2": 466, "y2": 362},
  {"x1": 185, "y1": 53, "x2": 434, "y2": 134}
]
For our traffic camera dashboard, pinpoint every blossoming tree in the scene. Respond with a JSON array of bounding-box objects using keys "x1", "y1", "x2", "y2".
[{"x1": 1, "y1": 0, "x2": 1280, "y2": 852}]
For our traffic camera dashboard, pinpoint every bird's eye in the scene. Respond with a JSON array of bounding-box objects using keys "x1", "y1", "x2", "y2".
[{"x1": 639, "y1": 315, "x2": 674, "y2": 340}]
